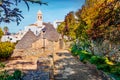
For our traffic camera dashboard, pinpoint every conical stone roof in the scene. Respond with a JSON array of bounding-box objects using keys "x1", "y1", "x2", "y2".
[
  {"x1": 43, "y1": 23, "x2": 60, "y2": 42},
  {"x1": 15, "y1": 30, "x2": 37, "y2": 49}
]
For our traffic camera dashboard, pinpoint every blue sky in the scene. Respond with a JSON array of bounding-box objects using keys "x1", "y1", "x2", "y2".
[{"x1": 0, "y1": 0, "x2": 85, "y2": 33}]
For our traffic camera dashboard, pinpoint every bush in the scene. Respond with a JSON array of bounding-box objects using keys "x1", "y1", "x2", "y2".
[
  {"x1": 0, "y1": 71, "x2": 8, "y2": 80},
  {"x1": 109, "y1": 63, "x2": 120, "y2": 80},
  {"x1": 111, "y1": 63, "x2": 120, "y2": 76},
  {"x1": 71, "y1": 44, "x2": 81, "y2": 56},
  {"x1": 89, "y1": 56, "x2": 120, "y2": 79},
  {"x1": 13, "y1": 69, "x2": 22, "y2": 79},
  {"x1": 70, "y1": 42, "x2": 120, "y2": 79},
  {"x1": 0, "y1": 42, "x2": 15, "y2": 60},
  {"x1": 89, "y1": 56, "x2": 106, "y2": 65},
  {"x1": 0, "y1": 70, "x2": 22, "y2": 80},
  {"x1": 0, "y1": 62, "x2": 5, "y2": 68},
  {"x1": 79, "y1": 50, "x2": 92, "y2": 62},
  {"x1": 97, "y1": 64, "x2": 111, "y2": 72}
]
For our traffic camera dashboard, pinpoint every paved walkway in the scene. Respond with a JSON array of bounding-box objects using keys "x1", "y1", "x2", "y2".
[
  {"x1": 3, "y1": 49, "x2": 51, "y2": 80},
  {"x1": 3, "y1": 49, "x2": 111, "y2": 80},
  {"x1": 54, "y1": 50, "x2": 110, "y2": 80}
]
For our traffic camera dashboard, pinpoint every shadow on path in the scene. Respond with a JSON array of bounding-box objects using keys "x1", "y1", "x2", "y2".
[{"x1": 54, "y1": 50, "x2": 110, "y2": 80}]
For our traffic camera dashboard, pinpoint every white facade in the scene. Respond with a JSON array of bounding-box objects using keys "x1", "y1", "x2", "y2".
[
  {"x1": 24, "y1": 10, "x2": 45, "y2": 36},
  {"x1": 24, "y1": 25, "x2": 45, "y2": 36},
  {"x1": 1, "y1": 10, "x2": 45, "y2": 43},
  {"x1": 53, "y1": 20, "x2": 64, "y2": 28},
  {"x1": 1, "y1": 35, "x2": 19, "y2": 43}
]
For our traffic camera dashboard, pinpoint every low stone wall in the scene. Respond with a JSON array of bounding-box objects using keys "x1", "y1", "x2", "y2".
[
  {"x1": 32, "y1": 39, "x2": 60, "y2": 52},
  {"x1": 12, "y1": 48, "x2": 43, "y2": 58}
]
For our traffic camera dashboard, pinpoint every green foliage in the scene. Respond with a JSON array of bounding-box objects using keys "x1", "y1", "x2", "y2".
[
  {"x1": 107, "y1": 63, "x2": 120, "y2": 80},
  {"x1": 0, "y1": 42, "x2": 15, "y2": 60},
  {"x1": 0, "y1": 62, "x2": 5, "y2": 68},
  {"x1": 110, "y1": 74, "x2": 120, "y2": 80},
  {"x1": 81, "y1": 0, "x2": 120, "y2": 42},
  {"x1": 3, "y1": 26, "x2": 8, "y2": 31},
  {"x1": 71, "y1": 42, "x2": 91, "y2": 57},
  {"x1": 110, "y1": 63, "x2": 120, "y2": 75},
  {"x1": 57, "y1": 22, "x2": 65, "y2": 35},
  {"x1": 71, "y1": 44, "x2": 80, "y2": 56},
  {"x1": 90, "y1": 56, "x2": 106, "y2": 65},
  {"x1": 0, "y1": 70, "x2": 22, "y2": 80},
  {"x1": 97, "y1": 64, "x2": 111, "y2": 72},
  {"x1": 79, "y1": 50, "x2": 92, "y2": 62},
  {"x1": 69, "y1": 0, "x2": 120, "y2": 79},
  {"x1": 57, "y1": 11, "x2": 79, "y2": 40},
  {"x1": 65, "y1": 12, "x2": 79, "y2": 40},
  {"x1": 75, "y1": 0, "x2": 120, "y2": 60},
  {"x1": 0, "y1": 28, "x2": 4, "y2": 39},
  {"x1": 71, "y1": 42, "x2": 120, "y2": 79},
  {"x1": 3, "y1": 26, "x2": 8, "y2": 34},
  {"x1": 13, "y1": 69, "x2": 22, "y2": 79},
  {"x1": 75, "y1": 17, "x2": 88, "y2": 41},
  {"x1": 0, "y1": 0, "x2": 46, "y2": 25},
  {"x1": 71, "y1": 43, "x2": 92, "y2": 63},
  {"x1": 0, "y1": 71, "x2": 9, "y2": 80}
]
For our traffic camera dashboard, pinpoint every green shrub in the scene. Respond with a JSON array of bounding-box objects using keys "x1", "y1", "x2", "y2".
[
  {"x1": 97, "y1": 64, "x2": 111, "y2": 72},
  {"x1": 113, "y1": 68, "x2": 120, "y2": 76},
  {"x1": 6, "y1": 75, "x2": 14, "y2": 80},
  {"x1": 0, "y1": 62, "x2": 5, "y2": 68},
  {"x1": 0, "y1": 42, "x2": 15, "y2": 60},
  {"x1": 71, "y1": 42, "x2": 120, "y2": 79},
  {"x1": 109, "y1": 64, "x2": 120, "y2": 80},
  {"x1": 0, "y1": 71, "x2": 10, "y2": 80},
  {"x1": 79, "y1": 50, "x2": 92, "y2": 62},
  {"x1": 71, "y1": 44, "x2": 81, "y2": 56},
  {"x1": 111, "y1": 63, "x2": 120, "y2": 76},
  {"x1": 0, "y1": 70, "x2": 22, "y2": 80},
  {"x1": 90, "y1": 56, "x2": 120, "y2": 79},
  {"x1": 89, "y1": 56, "x2": 106, "y2": 65},
  {"x1": 13, "y1": 69, "x2": 22, "y2": 79},
  {"x1": 110, "y1": 74, "x2": 120, "y2": 80}
]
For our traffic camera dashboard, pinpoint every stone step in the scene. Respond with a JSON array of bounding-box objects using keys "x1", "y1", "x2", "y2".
[
  {"x1": 54, "y1": 73, "x2": 67, "y2": 80},
  {"x1": 22, "y1": 70, "x2": 50, "y2": 80}
]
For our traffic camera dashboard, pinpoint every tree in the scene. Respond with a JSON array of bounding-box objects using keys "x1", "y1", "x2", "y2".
[
  {"x1": 90, "y1": 0, "x2": 120, "y2": 42},
  {"x1": 57, "y1": 11, "x2": 78, "y2": 40},
  {"x1": 57, "y1": 22, "x2": 65, "y2": 38},
  {"x1": 77, "y1": 0, "x2": 120, "y2": 57},
  {"x1": 0, "y1": 0, "x2": 46, "y2": 25},
  {"x1": 3, "y1": 26, "x2": 9, "y2": 35},
  {"x1": 0, "y1": 28, "x2": 3, "y2": 39},
  {"x1": 81, "y1": 0, "x2": 120, "y2": 42},
  {"x1": 75, "y1": 9, "x2": 88, "y2": 41},
  {"x1": 64, "y1": 11, "x2": 79, "y2": 40}
]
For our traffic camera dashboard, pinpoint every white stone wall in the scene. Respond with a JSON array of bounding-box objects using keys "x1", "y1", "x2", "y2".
[{"x1": 1, "y1": 35, "x2": 18, "y2": 43}]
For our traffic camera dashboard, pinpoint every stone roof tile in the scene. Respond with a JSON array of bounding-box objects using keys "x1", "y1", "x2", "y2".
[{"x1": 15, "y1": 30, "x2": 37, "y2": 49}]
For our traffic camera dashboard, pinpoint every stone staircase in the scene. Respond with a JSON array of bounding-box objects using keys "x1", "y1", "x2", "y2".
[
  {"x1": 10, "y1": 49, "x2": 113, "y2": 80},
  {"x1": 53, "y1": 50, "x2": 112, "y2": 80},
  {"x1": 21, "y1": 57, "x2": 54, "y2": 80}
]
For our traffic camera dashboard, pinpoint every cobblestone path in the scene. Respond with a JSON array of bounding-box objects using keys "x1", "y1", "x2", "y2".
[
  {"x1": 3, "y1": 49, "x2": 111, "y2": 80},
  {"x1": 54, "y1": 50, "x2": 111, "y2": 80},
  {"x1": 4, "y1": 49, "x2": 51, "y2": 80}
]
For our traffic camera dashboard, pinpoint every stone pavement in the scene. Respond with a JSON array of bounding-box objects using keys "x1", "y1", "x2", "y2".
[
  {"x1": 54, "y1": 50, "x2": 111, "y2": 80},
  {"x1": 3, "y1": 49, "x2": 111, "y2": 80},
  {"x1": 3, "y1": 49, "x2": 51, "y2": 80}
]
